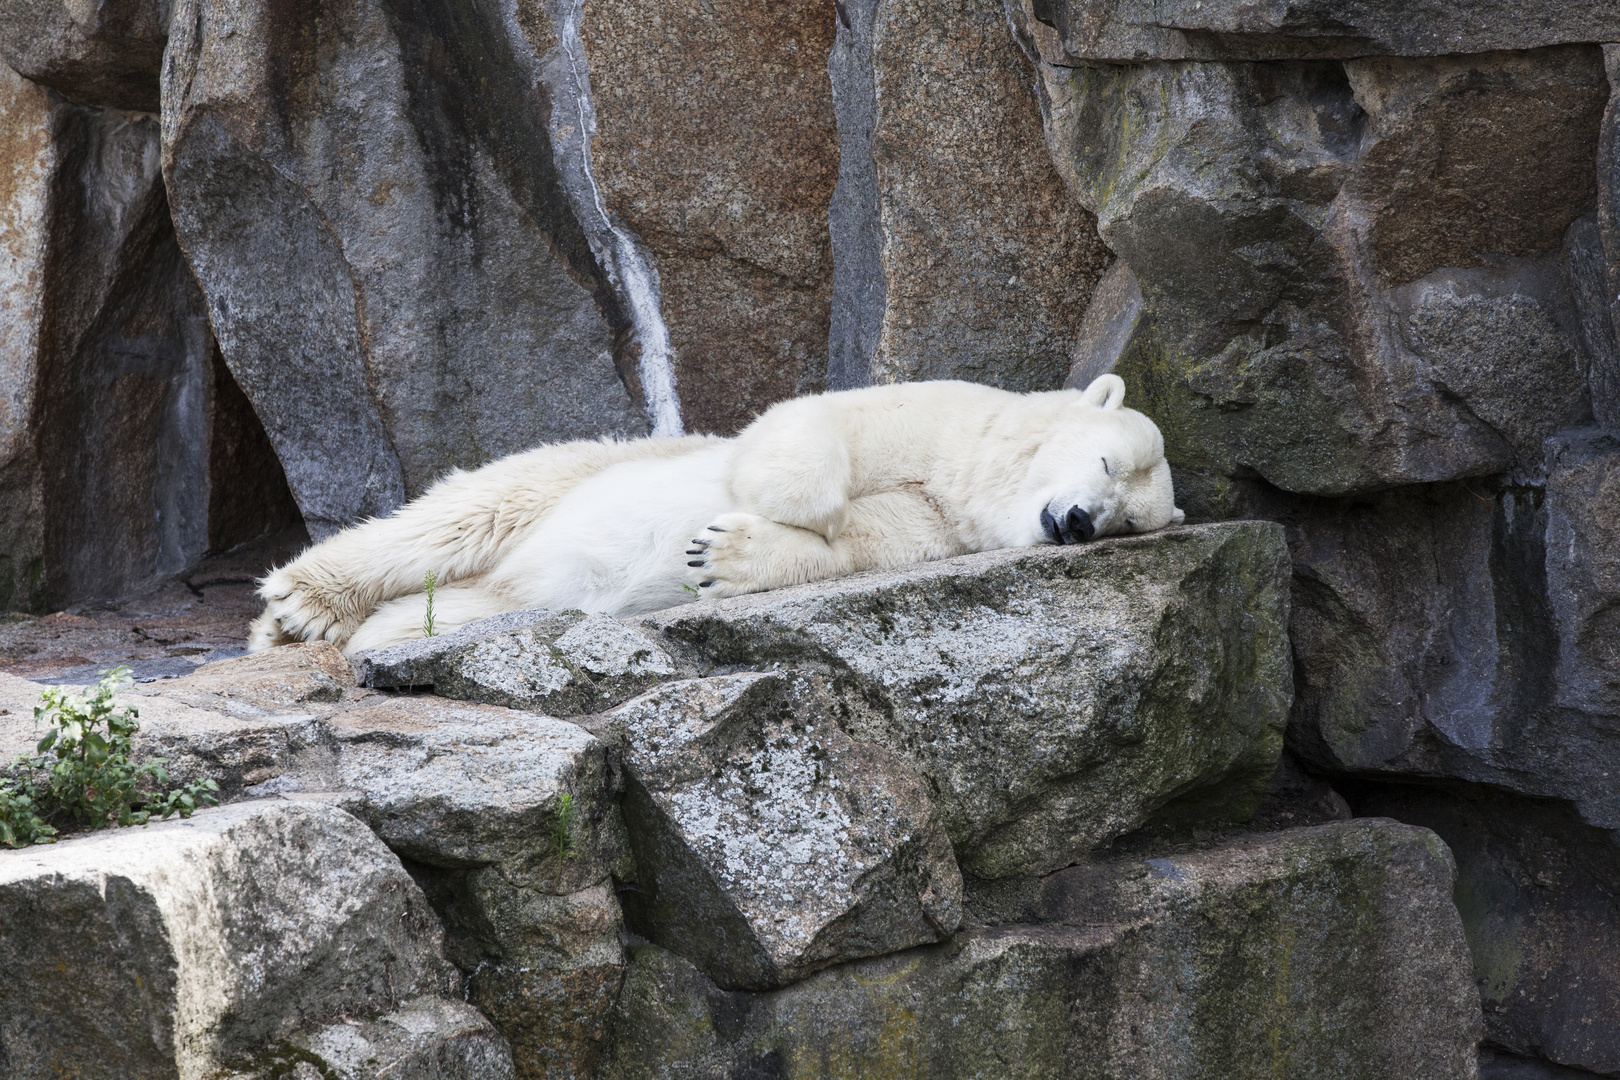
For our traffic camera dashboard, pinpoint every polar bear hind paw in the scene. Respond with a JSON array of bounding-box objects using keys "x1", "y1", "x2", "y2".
[{"x1": 687, "y1": 511, "x2": 810, "y2": 599}]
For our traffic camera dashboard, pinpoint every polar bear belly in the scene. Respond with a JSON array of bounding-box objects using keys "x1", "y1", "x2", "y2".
[{"x1": 488, "y1": 441, "x2": 737, "y2": 616}]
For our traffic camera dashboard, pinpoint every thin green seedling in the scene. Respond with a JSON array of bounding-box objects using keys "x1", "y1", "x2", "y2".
[
  {"x1": 423, "y1": 569, "x2": 439, "y2": 637},
  {"x1": 552, "y1": 792, "x2": 579, "y2": 861}
]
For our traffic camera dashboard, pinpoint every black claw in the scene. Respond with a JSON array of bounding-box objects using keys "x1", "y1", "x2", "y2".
[
  {"x1": 707, "y1": 525, "x2": 725, "y2": 532},
  {"x1": 688, "y1": 560, "x2": 706, "y2": 567},
  {"x1": 686, "y1": 549, "x2": 704, "y2": 555},
  {"x1": 699, "y1": 580, "x2": 714, "y2": 587}
]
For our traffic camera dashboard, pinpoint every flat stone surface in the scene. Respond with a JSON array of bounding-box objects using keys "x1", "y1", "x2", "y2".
[
  {"x1": 640, "y1": 522, "x2": 1292, "y2": 878},
  {"x1": 603, "y1": 670, "x2": 962, "y2": 990},
  {"x1": 135, "y1": 641, "x2": 355, "y2": 716},
  {"x1": 598, "y1": 819, "x2": 1480, "y2": 1080},
  {"x1": 828, "y1": 0, "x2": 1108, "y2": 391},
  {"x1": 355, "y1": 609, "x2": 680, "y2": 716},
  {"x1": 0, "y1": 798, "x2": 458, "y2": 1079},
  {"x1": 1023, "y1": 0, "x2": 1620, "y2": 63}
]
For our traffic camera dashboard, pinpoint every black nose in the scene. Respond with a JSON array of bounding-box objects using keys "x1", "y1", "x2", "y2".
[
  {"x1": 1040, "y1": 507, "x2": 1062, "y2": 544},
  {"x1": 1064, "y1": 506, "x2": 1095, "y2": 543}
]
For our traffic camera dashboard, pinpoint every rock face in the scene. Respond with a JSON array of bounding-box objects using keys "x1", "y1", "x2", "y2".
[
  {"x1": 570, "y1": 0, "x2": 840, "y2": 431},
  {"x1": 597, "y1": 819, "x2": 1481, "y2": 1080},
  {"x1": 0, "y1": 0, "x2": 168, "y2": 111},
  {"x1": 1018, "y1": 39, "x2": 1600, "y2": 501},
  {"x1": 160, "y1": 0, "x2": 648, "y2": 536},
  {"x1": 605, "y1": 671, "x2": 962, "y2": 991},
  {"x1": 0, "y1": 798, "x2": 500, "y2": 1079},
  {"x1": 827, "y1": 0, "x2": 1109, "y2": 391},
  {"x1": 1347, "y1": 782, "x2": 1620, "y2": 1078},
  {"x1": 0, "y1": 62, "x2": 298, "y2": 611},
  {"x1": 642, "y1": 522, "x2": 1293, "y2": 878},
  {"x1": 356, "y1": 608, "x2": 680, "y2": 715},
  {"x1": 1025, "y1": 0, "x2": 1620, "y2": 62}
]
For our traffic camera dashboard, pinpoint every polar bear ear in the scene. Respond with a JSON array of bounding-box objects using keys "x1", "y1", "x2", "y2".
[
  {"x1": 1081, "y1": 373, "x2": 1126, "y2": 410},
  {"x1": 1172, "y1": 507, "x2": 1186, "y2": 525}
]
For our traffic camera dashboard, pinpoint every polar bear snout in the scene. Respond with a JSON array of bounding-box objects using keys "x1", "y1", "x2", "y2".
[{"x1": 1040, "y1": 505, "x2": 1097, "y2": 545}]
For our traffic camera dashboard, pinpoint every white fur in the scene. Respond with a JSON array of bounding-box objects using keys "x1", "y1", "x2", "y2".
[{"x1": 251, "y1": 377, "x2": 1184, "y2": 654}]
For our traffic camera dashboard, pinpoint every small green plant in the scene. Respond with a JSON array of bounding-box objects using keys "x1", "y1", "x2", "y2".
[
  {"x1": 552, "y1": 792, "x2": 579, "y2": 860},
  {"x1": 0, "y1": 667, "x2": 219, "y2": 848},
  {"x1": 423, "y1": 569, "x2": 439, "y2": 637},
  {"x1": 682, "y1": 583, "x2": 701, "y2": 596}
]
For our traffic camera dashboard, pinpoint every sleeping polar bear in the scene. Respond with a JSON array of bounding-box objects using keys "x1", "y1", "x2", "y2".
[{"x1": 249, "y1": 375, "x2": 1184, "y2": 654}]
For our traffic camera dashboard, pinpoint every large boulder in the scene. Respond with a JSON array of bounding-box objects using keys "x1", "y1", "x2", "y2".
[
  {"x1": 827, "y1": 0, "x2": 1108, "y2": 391},
  {"x1": 597, "y1": 819, "x2": 1481, "y2": 1079},
  {"x1": 640, "y1": 522, "x2": 1292, "y2": 878},
  {"x1": 558, "y1": 0, "x2": 841, "y2": 431},
  {"x1": 0, "y1": 798, "x2": 505, "y2": 1079},
  {"x1": 601, "y1": 670, "x2": 962, "y2": 991},
  {"x1": 1014, "y1": 32, "x2": 1600, "y2": 502},
  {"x1": 160, "y1": 0, "x2": 646, "y2": 536}
]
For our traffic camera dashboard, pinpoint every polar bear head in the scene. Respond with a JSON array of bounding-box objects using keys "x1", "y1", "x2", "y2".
[{"x1": 1016, "y1": 374, "x2": 1185, "y2": 546}]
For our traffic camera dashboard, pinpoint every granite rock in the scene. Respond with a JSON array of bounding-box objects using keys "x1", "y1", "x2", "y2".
[
  {"x1": 1348, "y1": 781, "x2": 1620, "y2": 1078},
  {"x1": 603, "y1": 670, "x2": 962, "y2": 990},
  {"x1": 161, "y1": 0, "x2": 646, "y2": 536},
  {"x1": 1020, "y1": 42, "x2": 1600, "y2": 500},
  {"x1": 641, "y1": 522, "x2": 1292, "y2": 878},
  {"x1": 598, "y1": 819, "x2": 1480, "y2": 1080},
  {"x1": 1023, "y1": 0, "x2": 1620, "y2": 63},
  {"x1": 355, "y1": 608, "x2": 680, "y2": 716},
  {"x1": 219, "y1": 997, "x2": 515, "y2": 1080},
  {"x1": 0, "y1": 0, "x2": 168, "y2": 111},
  {"x1": 0, "y1": 62, "x2": 294, "y2": 610},
  {"x1": 0, "y1": 799, "x2": 462, "y2": 1078},
  {"x1": 827, "y1": 0, "x2": 1108, "y2": 392},
  {"x1": 570, "y1": 0, "x2": 840, "y2": 431}
]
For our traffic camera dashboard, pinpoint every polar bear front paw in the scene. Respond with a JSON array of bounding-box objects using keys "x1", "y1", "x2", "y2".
[
  {"x1": 250, "y1": 567, "x2": 364, "y2": 651},
  {"x1": 687, "y1": 512, "x2": 826, "y2": 599}
]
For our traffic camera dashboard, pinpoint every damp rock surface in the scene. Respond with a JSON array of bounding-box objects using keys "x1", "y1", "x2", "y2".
[{"x1": 597, "y1": 818, "x2": 1481, "y2": 1080}]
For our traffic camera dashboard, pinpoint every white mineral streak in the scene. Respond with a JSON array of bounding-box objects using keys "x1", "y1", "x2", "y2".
[{"x1": 515, "y1": 0, "x2": 684, "y2": 436}]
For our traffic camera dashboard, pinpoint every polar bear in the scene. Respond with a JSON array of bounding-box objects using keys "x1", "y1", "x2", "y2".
[{"x1": 249, "y1": 375, "x2": 1183, "y2": 654}]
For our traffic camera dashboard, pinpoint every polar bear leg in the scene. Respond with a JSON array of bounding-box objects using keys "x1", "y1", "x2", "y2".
[
  {"x1": 728, "y1": 395, "x2": 853, "y2": 539},
  {"x1": 253, "y1": 435, "x2": 717, "y2": 651},
  {"x1": 344, "y1": 583, "x2": 518, "y2": 654},
  {"x1": 693, "y1": 488, "x2": 962, "y2": 597}
]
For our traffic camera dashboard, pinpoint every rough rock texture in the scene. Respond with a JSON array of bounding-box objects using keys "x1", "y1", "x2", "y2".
[
  {"x1": 642, "y1": 522, "x2": 1293, "y2": 878},
  {"x1": 1249, "y1": 437, "x2": 1620, "y2": 838},
  {"x1": 574, "y1": 0, "x2": 840, "y2": 431},
  {"x1": 603, "y1": 670, "x2": 962, "y2": 991},
  {"x1": 1594, "y1": 45, "x2": 1620, "y2": 433},
  {"x1": 827, "y1": 0, "x2": 1108, "y2": 392},
  {"x1": 356, "y1": 608, "x2": 680, "y2": 715},
  {"x1": 219, "y1": 997, "x2": 516, "y2": 1080},
  {"x1": 1025, "y1": 0, "x2": 1620, "y2": 62},
  {"x1": 160, "y1": 0, "x2": 647, "y2": 536},
  {"x1": 597, "y1": 819, "x2": 1480, "y2": 1080},
  {"x1": 1347, "y1": 782, "x2": 1620, "y2": 1077},
  {"x1": 0, "y1": 798, "x2": 471, "y2": 1079},
  {"x1": 1017, "y1": 36, "x2": 1601, "y2": 501},
  {"x1": 0, "y1": 62, "x2": 297, "y2": 611},
  {"x1": 0, "y1": 0, "x2": 168, "y2": 111}
]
